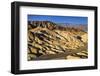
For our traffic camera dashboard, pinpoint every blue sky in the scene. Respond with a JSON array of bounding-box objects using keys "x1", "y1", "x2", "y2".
[{"x1": 28, "y1": 15, "x2": 88, "y2": 25}]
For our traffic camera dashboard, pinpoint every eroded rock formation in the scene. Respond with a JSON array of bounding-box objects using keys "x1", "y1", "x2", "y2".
[{"x1": 28, "y1": 21, "x2": 88, "y2": 61}]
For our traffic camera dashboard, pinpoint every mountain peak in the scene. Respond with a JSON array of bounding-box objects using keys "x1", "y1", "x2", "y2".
[{"x1": 28, "y1": 21, "x2": 57, "y2": 30}]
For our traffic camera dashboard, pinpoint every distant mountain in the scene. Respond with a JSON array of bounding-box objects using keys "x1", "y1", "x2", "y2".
[
  {"x1": 57, "y1": 23, "x2": 87, "y2": 26},
  {"x1": 57, "y1": 23, "x2": 88, "y2": 32},
  {"x1": 28, "y1": 21, "x2": 88, "y2": 61}
]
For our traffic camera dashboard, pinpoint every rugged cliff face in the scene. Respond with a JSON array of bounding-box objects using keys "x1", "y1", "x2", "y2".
[{"x1": 28, "y1": 21, "x2": 88, "y2": 61}]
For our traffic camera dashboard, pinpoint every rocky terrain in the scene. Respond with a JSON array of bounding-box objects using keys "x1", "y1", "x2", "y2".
[{"x1": 28, "y1": 21, "x2": 88, "y2": 61}]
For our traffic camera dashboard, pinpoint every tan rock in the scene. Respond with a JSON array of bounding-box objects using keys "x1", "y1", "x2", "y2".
[
  {"x1": 66, "y1": 55, "x2": 80, "y2": 59},
  {"x1": 81, "y1": 34, "x2": 88, "y2": 43}
]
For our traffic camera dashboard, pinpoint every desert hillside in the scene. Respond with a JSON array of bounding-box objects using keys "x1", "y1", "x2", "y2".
[{"x1": 28, "y1": 21, "x2": 88, "y2": 61}]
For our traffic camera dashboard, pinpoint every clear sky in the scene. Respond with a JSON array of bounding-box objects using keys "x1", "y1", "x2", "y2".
[{"x1": 28, "y1": 15, "x2": 88, "y2": 25}]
